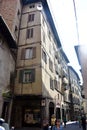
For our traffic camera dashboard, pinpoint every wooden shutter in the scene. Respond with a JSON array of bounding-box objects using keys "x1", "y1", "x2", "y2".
[
  {"x1": 31, "y1": 69, "x2": 35, "y2": 82},
  {"x1": 19, "y1": 70, "x2": 23, "y2": 83},
  {"x1": 21, "y1": 48, "x2": 25, "y2": 60},
  {"x1": 26, "y1": 29, "x2": 30, "y2": 39},
  {"x1": 33, "y1": 47, "x2": 36, "y2": 58}
]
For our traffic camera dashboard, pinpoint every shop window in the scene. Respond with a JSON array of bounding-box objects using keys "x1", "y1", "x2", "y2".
[
  {"x1": 24, "y1": 108, "x2": 40, "y2": 125},
  {"x1": 19, "y1": 69, "x2": 35, "y2": 83}
]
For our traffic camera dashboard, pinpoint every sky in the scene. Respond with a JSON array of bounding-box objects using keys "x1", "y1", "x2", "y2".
[{"x1": 47, "y1": 0, "x2": 87, "y2": 81}]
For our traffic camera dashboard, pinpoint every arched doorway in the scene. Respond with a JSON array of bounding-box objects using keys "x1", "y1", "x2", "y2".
[{"x1": 49, "y1": 102, "x2": 54, "y2": 125}]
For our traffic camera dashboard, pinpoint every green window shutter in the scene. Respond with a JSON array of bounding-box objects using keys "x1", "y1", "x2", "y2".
[
  {"x1": 19, "y1": 70, "x2": 23, "y2": 83},
  {"x1": 31, "y1": 69, "x2": 35, "y2": 82}
]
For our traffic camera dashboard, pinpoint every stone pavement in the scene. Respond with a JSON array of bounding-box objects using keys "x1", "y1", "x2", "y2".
[
  {"x1": 62, "y1": 121, "x2": 86, "y2": 130},
  {"x1": 15, "y1": 121, "x2": 87, "y2": 130},
  {"x1": 63, "y1": 123, "x2": 82, "y2": 130}
]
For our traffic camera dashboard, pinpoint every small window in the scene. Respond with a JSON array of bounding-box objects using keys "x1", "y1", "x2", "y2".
[
  {"x1": 50, "y1": 78, "x2": 54, "y2": 90},
  {"x1": 29, "y1": 4, "x2": 35, "y2": 8},
  {"x1": 23, "y1": 71, "x2": 32, "y2": 83},
  {"x1": 15, "y1": 25, "x2": 18, "y2": 31},
  {"x1": 48, "y1": 30, "x2": 51, "y2": 40},
  {"x1": 21, "y1": 47, "x2": 36, "y2": 60},
  {"x1": 28, "y1": 14, "x2": 35, "y2": 22},
  {"x1": 49, "y1": 58, "x2": 53, "y2": 72},
  {"x1": 17, "y1": 9, "x2": 20, "y2": 15},
  {"x1": 25, "y1": 47, "x2": 36, "y2": 59},
  {"x1": 42, "y1": 50, "x2": 47, "y2": 63},
  {"x1": 26, "y1": 28, "x2": 33, "y2": 39}
]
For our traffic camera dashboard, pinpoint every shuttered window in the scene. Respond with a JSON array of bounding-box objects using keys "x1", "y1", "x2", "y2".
[
  {"x1": 21, "y1": 47, "x2": 36, "y2": 59},
  {"x1": 50, "y1": 77, "x2": 54, "y2": 90},
  {"x1": 19, "y1": 69, "x2": 35, "y2": 83},
  {"x1": 49, "y1": 58, "x2": 53, "y2": 72},
  {"x1": 26, "y1": 28, "x2": 33, "y2": 39},
  {"x1": 28, "y1": 14, "x2": 35, "y2": 22}
]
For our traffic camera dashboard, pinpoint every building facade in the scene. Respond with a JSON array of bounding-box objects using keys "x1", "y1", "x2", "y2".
[
  {"x1": 75, "y1": 45, "x2": 87, "y2": 116},
  {"x1": 0, "y1": 0, "x2": 83, "y2": 128},
  {"x1": 0, "y1": 0, "x2": 22, "y2": 42},
  {"x1": 0, "y1": 16, "x2": 17, "y2": 123},
  {"x1": 68, "y1": 66, "x2": 82, "y2": 120},
  {"x1": 11, "y1": 0, "x2": 64, "y2": 127}
]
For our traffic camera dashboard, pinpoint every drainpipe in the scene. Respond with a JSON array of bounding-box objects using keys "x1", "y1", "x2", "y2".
[{"x1": 68, "y1": 67, "x2": 74, "y2": 120}]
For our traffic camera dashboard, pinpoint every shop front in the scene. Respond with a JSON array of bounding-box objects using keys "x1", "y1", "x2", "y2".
[{"x1": 11, "y1": 95, "x2": 42, "y2": 128}]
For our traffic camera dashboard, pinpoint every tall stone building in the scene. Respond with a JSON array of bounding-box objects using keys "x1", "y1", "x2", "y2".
[
  {"x1": 68, "y1": 66, "x2": 82, "y2": 119},
  {"x1": 0, "y1": 16, "x2": 17, "y2": 123},
  {"x1": 12, "y1": 0, "x2": 64, "y2": 127},
  {"x1": 0, "y1": 0, "x2": 83, "y2": 128},
  {"x1": 75, "y1": 45, "x2": 87, "y2": 116}
]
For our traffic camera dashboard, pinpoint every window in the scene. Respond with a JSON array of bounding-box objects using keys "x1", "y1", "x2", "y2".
[
  {"x1": 43, "y1": 32, "x2": 45, "y2": 43},
  {"x1": 17, "y1": 9, "x2": 20, "y2": 15},
  {"x1": 25, "y1": 48, "x2": 33, "y2": 59},
  {"x1": 28, "y1": 14, "x2": 35, "y2": 22},
  {"x1": 29, "y1": 4, "x2": 35, "y2": 8},
  {"x1": 58, "y1": 94, "x2": 59, "y2": 100},
  {"x1": 26, "y1": 28, "x2": 33, "y2": 39},
  {"x1": 42, "y1": 50, "x2": 47, "y2": 63},
  {"x1": 48, "y1": 30, "x2": 51, "y2": 40},
  {"x1": 21, "y1": 47, "x2": 36, "y2": 60},
  {"x1": 49, "y1": 58, "x2": 53, "y2": 72},
  {"x1": 50, "y1": 78, "x2": 54, "y2": 90},
  {"x1": 54, "y1": 79, "x2": 58, "y2": 90},
  {"x1": 19, "y1": 69, "x2": 35, "y2": 83}
]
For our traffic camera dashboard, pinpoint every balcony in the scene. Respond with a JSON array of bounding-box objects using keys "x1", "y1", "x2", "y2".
[
  {"x1": 62, "y1": 77, "x2": 68, "y2": 85},
  {"x1": 81, "y1": 90, "x2": 85, "y2": 98}
]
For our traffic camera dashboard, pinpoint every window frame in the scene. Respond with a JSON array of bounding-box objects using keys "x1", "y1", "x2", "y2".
[
  {"x1": 19, "y1": 69, "x2": 35, "y2": 83},
  {"x1": 28, "y1": 14, "x2": 35, "y2": 22},
  {"x1": 26, "y1": 28, "x2": 33, "y2": 39}
]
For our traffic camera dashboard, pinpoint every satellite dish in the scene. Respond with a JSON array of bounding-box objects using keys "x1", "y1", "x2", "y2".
[{"x1": 37, "y1": 4, "x2": 42, "y2": 10}]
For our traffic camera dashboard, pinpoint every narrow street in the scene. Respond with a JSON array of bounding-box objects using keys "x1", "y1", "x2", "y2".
[
  {"x1": 63, "y1": 124, "x2": 82, "y2": 130},
  {"x1": 15, "y1": 122, "x2": 86, "y2": 130},
  {"x1": 63, "y1": 121, "x2": 84, "y2": 130}
]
